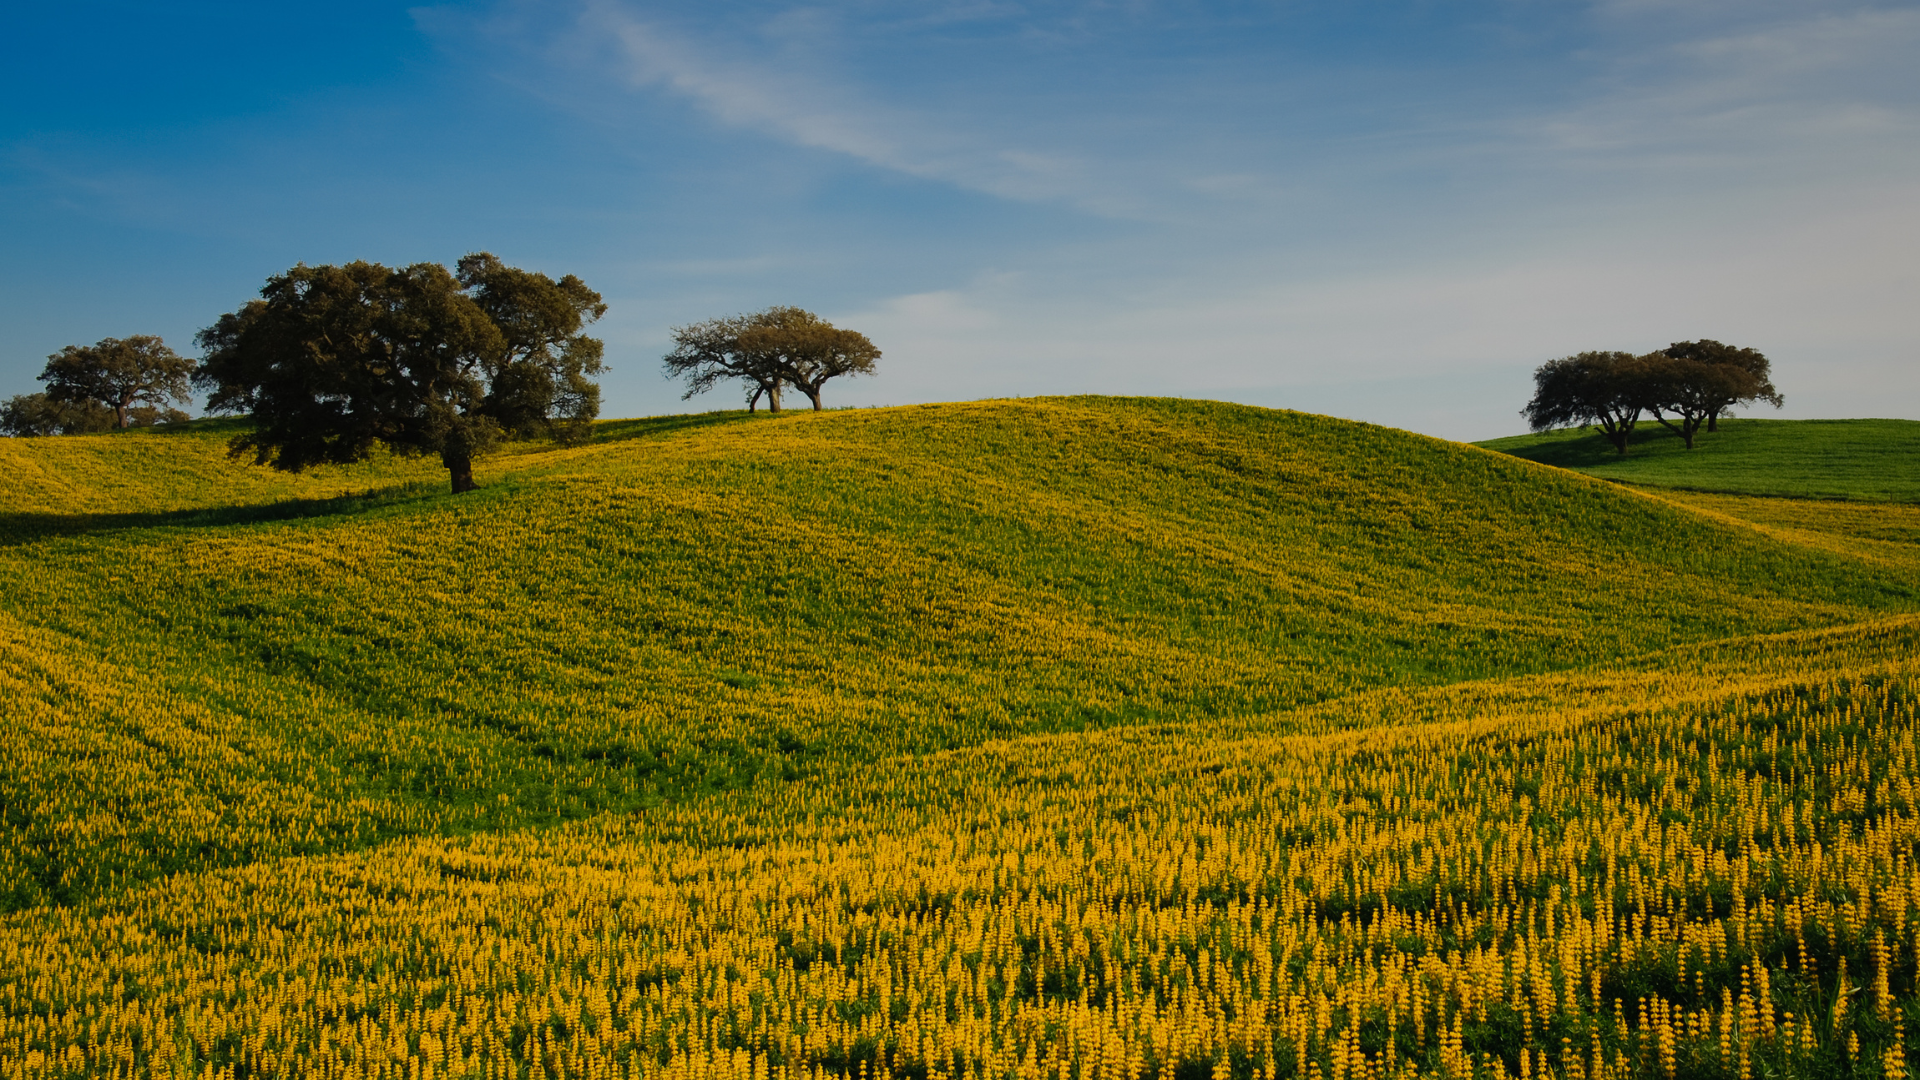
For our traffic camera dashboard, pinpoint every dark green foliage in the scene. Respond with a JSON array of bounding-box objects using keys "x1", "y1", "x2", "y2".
[
  {"x1": 0, "y1": 392, "x2": 116, "y2": 436},
  {"x1": 1663, "y1": 339, "x2": 1782, "y2": 433},
  {"x1": 26, "y1": 335, "x2": 193, "y2": 431},
  {"x1": 1522, "y1": 341, "x2": 1782, "y2": 454},
  {"x1": 456, "y1": 252, "x2": 607, "y2": 444},
  {"x1": 1521, "y1": 351, "x2": 1646, "y2": 454},
  {"x1": 194, "y1": 255, "x2": 606, "y2": 493}
]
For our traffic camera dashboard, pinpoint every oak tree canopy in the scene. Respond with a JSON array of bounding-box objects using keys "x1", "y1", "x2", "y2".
[
  {"x1": 1521, "y1": 341, "x2": 1782, "y2": 454},
  {"x1": 663, "y1": 307, "x2": 879, "y2": 413},
  {"x1": 194, "y1": 255, "x2": 605, "y2": 493}
]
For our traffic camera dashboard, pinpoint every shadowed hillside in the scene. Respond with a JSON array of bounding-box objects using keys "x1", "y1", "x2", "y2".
[{"x1": 1478, "y1": 416, "x2": 1920, "y2": 502}]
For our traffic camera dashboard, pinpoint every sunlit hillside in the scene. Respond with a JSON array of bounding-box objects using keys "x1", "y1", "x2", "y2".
[{"x1": 3, "y1": 397, "x2": 1917, "y2": 1080}]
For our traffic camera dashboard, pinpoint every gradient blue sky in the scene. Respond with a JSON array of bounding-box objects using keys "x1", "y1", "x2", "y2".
[{"x1": 4, "y1": 0, "x2": 1915, "y2": 440}]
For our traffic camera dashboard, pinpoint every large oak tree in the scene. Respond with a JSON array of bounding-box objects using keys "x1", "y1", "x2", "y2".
[{"x1": 195, "y1": 255, "x2": 605, "y2": 493}]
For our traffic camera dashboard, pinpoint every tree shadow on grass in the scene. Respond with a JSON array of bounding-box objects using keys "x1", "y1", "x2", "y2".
[
  {"x1": 0, "y1": 482, "x2": 445, "y2": 548},
  {"x1": 2, "y1": 412, "x2": 769, "y2": 547},
  {"x1": 1491, "y1": 425, "x2": 1686, "y2": 468}
]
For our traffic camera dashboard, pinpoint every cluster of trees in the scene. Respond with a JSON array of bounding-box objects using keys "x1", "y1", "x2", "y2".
[
  {"x1": 0, "y1": 336, "x2": 194, "y2": 436},
  {"x1": 1521, "y1": 340, "x2": 1781, "y2": 454},
  {"x1": 197, "y1": 254, "x2": 608, "y2": 493},
  {"x1": 4, "y1": 255, "x2": 608, "y2": 494},
  {"x1": 662, "y1": 306, "x2": 879, "y2": 413},
  {"x1": 6, "y1": 260, "x2": 882, "y2": 494}
]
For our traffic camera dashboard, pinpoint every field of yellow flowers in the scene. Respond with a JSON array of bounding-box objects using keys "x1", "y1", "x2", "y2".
[{"x1": 2, "y1": 397, "x2": 1917, "y2": 1078}]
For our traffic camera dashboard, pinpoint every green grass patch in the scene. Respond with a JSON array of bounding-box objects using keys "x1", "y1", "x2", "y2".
[{"x1": 1476, "y1": 417, "x2": 1920, "y2": 502}]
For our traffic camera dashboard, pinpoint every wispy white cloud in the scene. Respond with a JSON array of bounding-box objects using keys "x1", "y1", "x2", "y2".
[
  {"x1": 1533, "y1": 5, "x2": 1920, "y2": 160},
  {"x1": 439, "y1": 0, "x2": 1920, "y2": 433},
  {"x1": 553, "y1": 0, "x2": 1920, "y2": 232},
  {"x1": 573, "y1": 1, "x2": 1136, "y2": 213}
]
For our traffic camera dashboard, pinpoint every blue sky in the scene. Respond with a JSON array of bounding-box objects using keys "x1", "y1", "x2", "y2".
[{"x1": 4, "y1": 0, "x2": 1916, "y2": 440}]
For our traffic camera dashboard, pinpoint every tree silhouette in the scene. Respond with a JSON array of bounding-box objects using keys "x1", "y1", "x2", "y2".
[
  {"x1": 1520, "y1": 351, "x2": 1648, "y2": 455},
  {"x1": 196, "y1": 256, "x2": 605, "y2": 493},
  {"x1": 1661, "y1": 340, "x2": 1781, "y2": 432},
  {"x1": 38, "y1": 336, "x2": 192, "y2": 429},
  {"x1": 664, "y1": 307, "x2": 879, "y2": 412}
]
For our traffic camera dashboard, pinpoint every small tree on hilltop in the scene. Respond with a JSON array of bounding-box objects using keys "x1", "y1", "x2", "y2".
[
  {"x1": 1636, "y1": 352, "x2": 1765, "y2": 450},
  {"x1": 195, "y1": 256, "x2": 606, "y2": 494},
  {"x1": 663, "y1": 306, "x2": 879, "y2": 413},
  {"x1": 37, "y1": 336, "x2": 193, "y2": 429},
  {"x1": 663, "y1": 313, "x2": 787, "y2": 412},
  {"x1": 736, "y1": 307, "x2": 879, "y2": 411},
  {"x1": 1662, "y1": 339, "x2": 1781, "y2": 432},
  {"x1": 1521, "y1": 351, "x2": 1649, "y2": 455}
]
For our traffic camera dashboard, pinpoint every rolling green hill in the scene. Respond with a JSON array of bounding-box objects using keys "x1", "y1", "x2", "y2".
[
  {"x1": 2, "y1": 397, "x2": 1914, "y2": 909},
  {"x1": 4, "y1": 397, "x2": 1919, "y2": 1080},
  {"x1": 1476, "y1": 416, "x2": 1920, "y2": 501}
]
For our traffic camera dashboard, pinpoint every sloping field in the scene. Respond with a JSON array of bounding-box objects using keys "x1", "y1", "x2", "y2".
[
  {"x1": 1477, "y1": 418, "x2": 1920, "y2": 502},
  {"x1": 2, "y1": 398, "x2": 1917, "y2": 1079}
]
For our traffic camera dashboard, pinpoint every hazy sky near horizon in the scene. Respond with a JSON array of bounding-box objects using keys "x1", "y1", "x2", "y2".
[{"x1": 4, "y1": 0, "x2": 1916, "y2": 441}]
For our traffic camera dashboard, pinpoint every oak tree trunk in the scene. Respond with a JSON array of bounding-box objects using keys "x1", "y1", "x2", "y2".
[{"x1": 447, "y1": 456, "x2": 478, "y2": 494}]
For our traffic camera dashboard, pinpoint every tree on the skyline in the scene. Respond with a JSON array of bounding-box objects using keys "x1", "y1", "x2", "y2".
[
  {"x1": 37, "y1": 336, "x2": 193, "y2": 430},
  {"x1": 663, "y1": 307, "x2": 879, "y2": 413},
  {"x1": 455, "y1": 253, "x2": 608, "y2": 444},
  {"x1": 661, "y1": 313, "x2": 788, "y2": 412},
  {"x1": 1523, "y1": 342, "x2": 1783, "y2": 453},
  {"x1": 1520, "y1": 351, "x2": 1648, "y2": 455},
  {"x1": 1662, "y1": 339, "x2": 1782, "y2": 432},
  {"x1": 736, "y1": 307, "x2": 880, "y2": 412},
  {"x1": 1634, "y1": 354, "x2": 1746, "y2": 450},
  {"x1": 195, "y1": 256, "x2": 606, "y2": 494}
]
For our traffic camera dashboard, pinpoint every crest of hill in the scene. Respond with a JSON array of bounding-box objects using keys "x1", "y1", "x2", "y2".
[{"x1": 1, "y1": 396, "x2": 1914, "y2": 906}]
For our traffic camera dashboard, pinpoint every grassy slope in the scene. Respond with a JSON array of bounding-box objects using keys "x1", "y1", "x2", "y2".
[
  {"x1": 1476, "y1": 417, "x2": 1920, "y2": 501},
  {"x1": 5, "y1": 612, "x2": 1919, "y2": 1080},
  {"x1": 1, "y1": 398, "x2": 1914, "y2": 908},
  {"x1": 6, "y1": 398, "x2": 1920, "y2": 1078}
]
